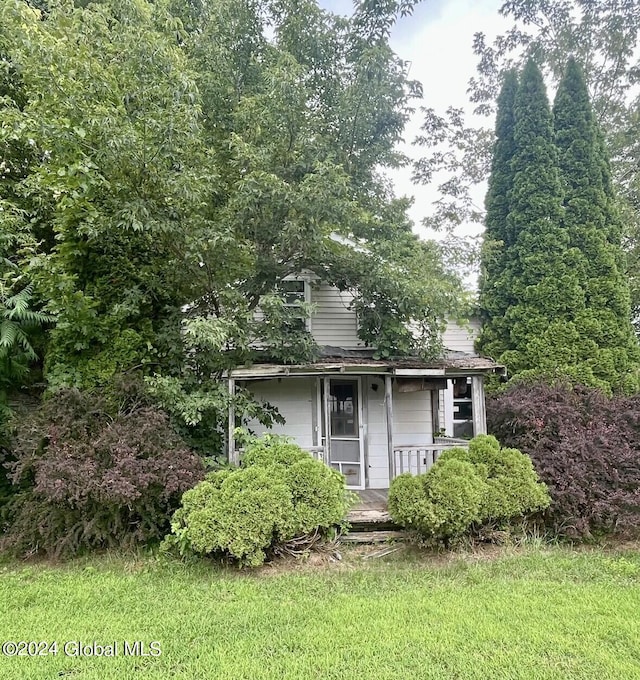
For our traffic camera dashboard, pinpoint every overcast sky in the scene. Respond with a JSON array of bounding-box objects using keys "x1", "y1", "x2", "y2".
[{"x1": 317, "y1": 0, "x2": 509, "y2": 241}]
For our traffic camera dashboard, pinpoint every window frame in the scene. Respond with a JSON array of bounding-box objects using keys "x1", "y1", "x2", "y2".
[
  {"x1": 279, "y1": 277, "x2": 312, "y2": 332},
  {"x1": 452, "y1": 376, "x2": 473, "y2": 439}
]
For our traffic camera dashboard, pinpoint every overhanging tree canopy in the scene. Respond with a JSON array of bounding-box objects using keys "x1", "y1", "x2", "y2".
[{"x1": 0, "y1": 0, "x2": 464, "y2": 442}]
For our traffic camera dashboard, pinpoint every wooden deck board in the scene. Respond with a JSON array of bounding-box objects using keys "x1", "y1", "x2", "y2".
[
  {"x1": 347, "y1": 489, "x2": 395, "y2": 528},
  {"x1": 352, "y1": 489, "x2": 389, "y2": 510},
  {"x1": 340, "y1": 530, "x2": 407, "y2": 544}
]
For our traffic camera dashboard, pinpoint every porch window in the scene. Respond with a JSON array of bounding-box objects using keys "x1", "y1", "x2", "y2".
[{"x1": 452, "y1": 377, "x2": 474, "y2": 438}]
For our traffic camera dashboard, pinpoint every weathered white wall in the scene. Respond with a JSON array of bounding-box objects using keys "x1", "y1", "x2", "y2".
[
  {"x1": 362, "y1": 376, "x2": 433, "y2": 489},
  {"x1": 310, "y1": 283, "x2": 362, "y2": 348},
  {"x1": 243, "y1": 377, "x2": 315, "y2": 450},
  {"x1": 442, "y1": 317, "x2": 481, "y2": 354},
  {"x1": 362, "y1": 376, "x2": 388, "y2": 489},
  {"x1": 259, "y1": 281, "x2": 482, "y2": 354},
  {"x1": 242, "y1": 375, "x2": 432, "y2": 490}
]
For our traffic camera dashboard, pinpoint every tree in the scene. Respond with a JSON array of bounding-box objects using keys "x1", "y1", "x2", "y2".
[
  {"x1": 478, "y1": 58, "x2": 639, "y2": 393},
  {"x1": 0, "y1": 0, "x2": 214, "y2": 389},
  {"x1": 552, "y1": 57, "x2": 640, "y2": 392},
  {"x1": 478, "y1": 60, "x2": 588, "y2": 385},
  {"x1": 476, "y1": 70, "x2": 518, "y2": 357},
  {"x1": 0, "y1": 34, "x2": 51, "y2": 416},
  {"x1": 500, "y1": 60, "x2": 584, "y2": 374},
  {"x1": 180, "y1": 0, "x2": 458, "y2": 362},
  {"x1": 0, "y1": 0, "x2": 463, "y2": 448},
  {"x1": 415, "y1": 0, "x2": 640, "y2": 316}
]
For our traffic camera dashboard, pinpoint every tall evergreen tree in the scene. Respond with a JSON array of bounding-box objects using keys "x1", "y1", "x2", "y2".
[
  {"x1": 481, "y1": 58, "x2": 592, "y2": 385},
  {"x1": 477, "y1": 69, "x2": 518, "y2": 359},
  {"x1": 479, "y1": 57, "x2": 639, "y2": 393},
  {"x1": 553, "y1": 57, "x2": 640, "y2": 392}
]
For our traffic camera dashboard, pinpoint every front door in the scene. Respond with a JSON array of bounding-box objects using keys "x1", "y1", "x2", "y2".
[{"x1": 321, "y1": 378, "x2": 365, "y2": 489}]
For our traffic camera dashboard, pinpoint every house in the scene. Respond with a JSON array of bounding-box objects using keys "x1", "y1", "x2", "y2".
[{"x1": 227, "y1": 278, "x2": 504, "y2": 490}]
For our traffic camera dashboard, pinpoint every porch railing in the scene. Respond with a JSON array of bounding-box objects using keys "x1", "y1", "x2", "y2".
[
  {"x1": 304, "y1": 442, "x2": 469, "y2": 479},
  {"x1": 306, "y1": 446, "x2": 326, "y2": 462},
  {"x1": 393, "y1": 439, "x2": 469, "y2": 477}
]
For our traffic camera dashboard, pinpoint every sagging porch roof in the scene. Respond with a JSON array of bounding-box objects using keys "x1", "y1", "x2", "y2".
[{"x1": 227, "y1": 346, "x2": 505, "y2": 380}]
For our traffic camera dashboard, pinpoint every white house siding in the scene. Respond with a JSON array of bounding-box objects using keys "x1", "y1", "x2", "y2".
[
  {"x1": 442, "y1": 317, "x2": 481, "y2": 354},
  {"x1": 363, "y1": 376, "x2": 433, "y2": 490},
  {"x1": 243, "y1": 377, "x2": 315, "y2": 450},
  {"x1": 392, "y1": 385, "x2": 433, "y2": 449},
  {"x1": 362, "y1": 376, "x2": 388, "y2": 489},
  {"x1": 243, "y1": 375, "x2": 432, "y2": 490},
  {"x1": 310, "y1": 284, "x2": 362, "y2": 348}
]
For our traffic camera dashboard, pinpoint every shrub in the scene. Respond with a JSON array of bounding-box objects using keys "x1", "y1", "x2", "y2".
[
  {"x1": 241, "y1": 435, "x2": 309, "y2": 468},
  {"x1": 388, "y1": 434, "x2": 549, "y2": 543},
  {"x1": 466, "y1": 435, "x2": 550, "y2": 522},
  {"x1": 170, "y1": 467, "x2": 294, "y2": 567},
  {"x1": 282, "y1": 456, "x2": 352, "y2": 536},
  {"x1": 2, "y1": 387, "x2": 205, "y2": 557},
  {"x1": 167, "y1": 435, "x2": 357, "y2": 566},
  {"x1": 423, "y1": 458, "x2": 486, "y2": 539},
  {"x1": 386, "y1": 473, "x2": 433, "y2": 531},
  {"x1": 487, "y1": 381, "x2": 640, "y2": 538}
]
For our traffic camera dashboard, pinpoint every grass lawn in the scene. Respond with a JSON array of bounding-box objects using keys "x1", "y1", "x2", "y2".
[{"x1": 0, "y1": 544, "x2": 639, "y2": 679}]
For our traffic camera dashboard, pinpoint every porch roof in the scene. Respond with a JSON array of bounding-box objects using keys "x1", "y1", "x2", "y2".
[{"x1": 227, "y1": 347, "x2": 505, "y2": 380}]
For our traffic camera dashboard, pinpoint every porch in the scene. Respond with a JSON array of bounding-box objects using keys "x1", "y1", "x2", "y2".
[{"x1": 227, "y1": 352, "x2": 503, "y2": 491}]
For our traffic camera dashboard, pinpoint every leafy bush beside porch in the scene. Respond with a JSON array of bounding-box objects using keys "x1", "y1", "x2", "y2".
[
  {"x1": 487, "y1": 381, "x2": 640, "y2": 538},
  {"x1": 388, "y1": 435, "x2": 550, "y2": 542},
  {"x1": 0, "y1": 384, "x2": 205, "y2": 558},
  {"x1": 166, "y1": 435, "x2": 358, "y2": 567}
]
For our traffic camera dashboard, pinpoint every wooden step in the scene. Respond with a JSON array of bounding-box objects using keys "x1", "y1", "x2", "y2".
[
  {"x1": 340, "y1": 530, "x2": 407, "y2": 544},
  {"x1": 347, "y1": 508, "x2": 393, "y2": 524}
]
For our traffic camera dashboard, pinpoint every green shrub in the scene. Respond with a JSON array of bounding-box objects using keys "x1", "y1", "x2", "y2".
[
  {"x1": 281, "y1": 457, "x2": 351, "y2": 536},
  {"x1": 167, "y1": 436, "x2": 356, "y2": 566},
  {"x1": 388, "y1": 461, "x2": 485, "y2": 540},
  {"x1": 423, "y1": 459, "x2": 486, "y2": 539},
  {"x1": 386, "y1": 474, "x2": 433, "y2": 531},
  {"x1": 388, "y1": 434, "x2": 550, "y2": 543},
  {"x1": 241, "y1": 436, "x2": 309, "y2": 468},
  {"x1": 171, "y1": 468, "x2": 293, "y2": 567}
]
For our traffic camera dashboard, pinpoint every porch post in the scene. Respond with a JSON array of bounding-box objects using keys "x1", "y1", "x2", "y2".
[
  {"x1": 431, "y1": 388, "x2": 440, "y2": 439},
  {"x1": 228, "y1": 377, "x2": 237, "y2": 465},
  {"x1": 322, "y1": 376, "x2": 331, "y2": 465},
  {"x1": 385, "y1": 375, "x2": 395, "y2": 483},
  {"x1": 471, "y1": 375, "x2": 487, "y2": 436}
]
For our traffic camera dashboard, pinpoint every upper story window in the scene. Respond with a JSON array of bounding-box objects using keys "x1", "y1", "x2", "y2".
[{"x1": 278, "y1": 278, "x2": 311, "y2": 331}]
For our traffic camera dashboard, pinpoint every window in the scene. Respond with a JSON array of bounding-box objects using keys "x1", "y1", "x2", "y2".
[
  {"x1": 452, "y1": 377, "x2": 474, "y2": 438},
  {"x1": 329, "y1": 381, "x2": 358, "y2": 437},
  {"x1": 278, "y1": 279, "x2": 310, "y2": 331}
]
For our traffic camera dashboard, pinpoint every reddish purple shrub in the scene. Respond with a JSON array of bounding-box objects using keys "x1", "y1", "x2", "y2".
[
  {"x1": 487, "y1": 382, "x2": 640, "y2": 538},
  {"x1": 3, "y1": 388, "x2": 205, "y2": 557}
]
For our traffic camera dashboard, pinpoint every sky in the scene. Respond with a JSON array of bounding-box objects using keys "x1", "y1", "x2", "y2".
[{"x1": 317, "y1": 0, "x2": 510, "y2": 241}]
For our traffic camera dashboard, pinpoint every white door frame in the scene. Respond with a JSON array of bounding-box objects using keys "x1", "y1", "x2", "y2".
[{"x1": 317, "y1": 376, "x2": 365, "y2": 490}]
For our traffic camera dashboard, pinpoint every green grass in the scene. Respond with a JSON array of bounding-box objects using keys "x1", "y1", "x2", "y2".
[{"x1": 0, "y1": 545, "x2": 639, "y2": 679}]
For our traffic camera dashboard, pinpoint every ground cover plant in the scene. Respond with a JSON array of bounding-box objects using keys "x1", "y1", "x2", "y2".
[
  {"x1": 0, "y1": 546, "x2": 638, "y2": 679},
  {"x1": 388, "y1": 434, "x2": 549, "y2": 542},
  {"x1": 167, "y1": 435, "x2": 356, "y2": 566},
  {"x1": 488, "y1": 381, "x2": 640, "y2": 538}
]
